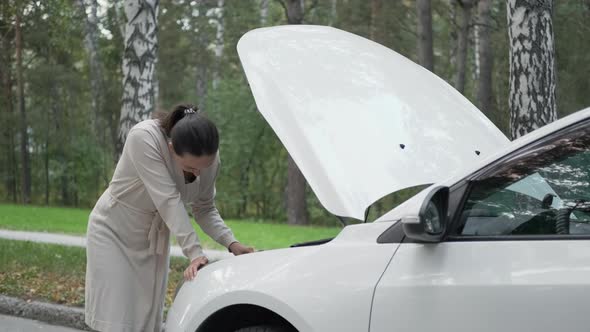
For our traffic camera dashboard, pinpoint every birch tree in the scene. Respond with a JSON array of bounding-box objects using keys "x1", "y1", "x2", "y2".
[
  {"x1": 195, "y1": 2, "x2": 209, "y2": 112},
  {"x1": 329, "y1": 0, "x2": 337, "y2": 26},
  {"x1": 260, "y1": 0, "x2": 269, "y2": 26},
  {"x1": 507, "y1": 0, "x2": 557, "y2": 139},
  {"x1": 117, "y1": 0, "x2": 159, "y2": 155},
  {"x1": 212, "y1": 0, "x2": 224, "y2": 90}
]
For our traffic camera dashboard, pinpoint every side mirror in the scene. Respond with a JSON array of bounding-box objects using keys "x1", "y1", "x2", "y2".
[{"x1": 401, "y1": 186, "x2": 449, "y2": 243}]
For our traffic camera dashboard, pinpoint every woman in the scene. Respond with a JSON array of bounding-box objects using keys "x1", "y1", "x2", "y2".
[{"x1": 85, "y1": 104, "x2": 253, "y2": 332}]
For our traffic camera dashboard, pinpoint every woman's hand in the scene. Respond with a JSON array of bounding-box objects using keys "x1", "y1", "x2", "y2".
[
  {"x1": 229, "y1": 242, "x2": 254, "y2": 256},
  {"x1": 184, "y1": 256, "x2": 208, "y2": 281}
]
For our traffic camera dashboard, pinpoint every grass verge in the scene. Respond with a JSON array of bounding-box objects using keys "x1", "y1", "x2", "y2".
[{"x1": 0, "y1": 204, "x2": 341, "y2": 250}]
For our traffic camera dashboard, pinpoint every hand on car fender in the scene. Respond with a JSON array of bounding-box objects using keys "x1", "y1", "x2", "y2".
[
  {"x1": 229, "y1": 242, "x2": 254, "y2": 255},
  {"x1": 184, "y1": 256, "x2": 208, "y2": 281}
]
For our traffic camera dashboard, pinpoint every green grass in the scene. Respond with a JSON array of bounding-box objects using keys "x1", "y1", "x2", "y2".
[
  {"x1": 0, "y1": 204, "x2": 91, "y2": 234},
  {"x1": 0, "y1": 239, "x2": 191, "y2": 308},
  {"x1": 0, "y1": 204, "x2": 341, "y2": 250}
]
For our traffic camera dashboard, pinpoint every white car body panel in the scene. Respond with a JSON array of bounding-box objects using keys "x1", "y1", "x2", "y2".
[
  {"x1": 237, "y1": 25, "x2": 509, "y2": 220},
  {"x1": 166, "y1": 222, "x2": 397, "y2": 332},
  {"x1": 371, "y1": 240, "x2": 590, "y2": 332}
]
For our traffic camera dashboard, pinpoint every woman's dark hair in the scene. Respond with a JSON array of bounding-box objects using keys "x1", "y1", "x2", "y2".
[{"x1": 154, "y1": 104, "x2": 219, "y2": 157}]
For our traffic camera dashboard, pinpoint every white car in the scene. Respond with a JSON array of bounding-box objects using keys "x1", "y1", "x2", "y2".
[{"x1": 166, "y1": 25, "x2": 590, "y2": 332}]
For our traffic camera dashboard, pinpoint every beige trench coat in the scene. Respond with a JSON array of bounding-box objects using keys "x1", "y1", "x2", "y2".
[{"x1": 85, "y1": 119, "x2": 237, "y2": 332}]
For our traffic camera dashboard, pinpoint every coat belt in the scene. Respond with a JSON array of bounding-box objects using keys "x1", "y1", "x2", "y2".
[
  {"x1": 147, "y1": 213, "x2": 169, "y2": 255},
  {"x1": 107, "y1": 189, "x2": 170, "y2": 256}
]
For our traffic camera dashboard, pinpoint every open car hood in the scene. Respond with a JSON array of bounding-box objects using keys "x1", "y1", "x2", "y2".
[{"x1": 237, "y1": 25, "x2": 509, "y2": 220}]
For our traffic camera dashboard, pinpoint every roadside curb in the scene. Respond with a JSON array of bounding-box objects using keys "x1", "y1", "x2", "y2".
[{"x1": 0, "y1": 295, "x2": 89, "y2": 331}]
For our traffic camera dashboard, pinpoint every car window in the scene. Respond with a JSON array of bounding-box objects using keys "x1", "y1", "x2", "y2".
[{"x1": 457, "y1": 127, "x2": 590, "y2": 236}]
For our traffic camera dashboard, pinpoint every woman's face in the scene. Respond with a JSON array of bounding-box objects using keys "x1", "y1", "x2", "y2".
[{"x1": 169, "y1": 142, "x2": 216, "y2": 176}]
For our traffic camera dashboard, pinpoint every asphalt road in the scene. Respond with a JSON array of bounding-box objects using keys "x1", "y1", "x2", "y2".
[{"x1": 0, "y1": 314, "x2": 85, "y2": 332}]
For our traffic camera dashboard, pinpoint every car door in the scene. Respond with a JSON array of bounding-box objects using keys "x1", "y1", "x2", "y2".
[{"x1": 370, "y1": 120, "x2": 590, "y2": 332}]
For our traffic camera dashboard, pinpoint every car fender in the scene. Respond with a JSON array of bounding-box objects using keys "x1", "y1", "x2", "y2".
[{"x1": 167, "y1": 222, "x2": 398, "y2": 332}]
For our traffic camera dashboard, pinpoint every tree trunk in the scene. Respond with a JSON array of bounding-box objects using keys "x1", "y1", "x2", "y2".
[
  {"x1": 286, "y1": 156, "x2": 308, "y2": 225},
  {"x1": 476, "y1": 0, "x2": 494, "y2": 119},
  {"x1": 113, "y1": 0, "x2": 126, "y2": 49},
  {"x1": 196, "y1": 30, "x2": 208, "y2": 112},
  {"x1": 117, "y1": 0, "x2": 159, "y2": 156},
  {"x1": 0, "y1": 1, "x2": 17, "y2": 203},
  {"x1": 76, "y1": 0, "x2": 106, "y2": 195},
  {"x1": 196, "y1": 68, "x2": 207, "y2": 111},
  {"x1": 260, "y1": 0, "x2": 269, "y2": 25},
  {"x1": 449, "y1": 1, "x2": 458, "y2": 85},
  {"x1": 370, "y1": 0, "x2": 382, "y2": 42},
  {"x1": 416, "y1": 0, "x2": 434, "y2": 71},
  {"x1": 285, "y1": 0, "x2": 304, "y2": 24},
  {"x1": 283, "y1": 0, "x2": 308, "y2": 225},
  {"x1": 15, "y1": 9, "x2": 31, "y2": 204},
  {"x1": 44, "y1": 118, "x2": 50, "y2": 205},
  {"x1": 239, "y1": 126, "x2": 266, "y2": 216},
  {"x1": 329, "y1": 0, "x2": 337, "y2": 26},
  {"x1": 472, "y1": 8, "x2": 480, "y2": 82},
  {"x1": 507, "y1": 0, "x2": 557, "y2": 139},
  {"x1": 455, "y1": 0, "x2": 473, "y2": 94},
  {"x1": 194, "y1": 1, "x2": 210, "y2": 112},
  {"x1": 49, "y1": 77, "x2": 69, "y2": 205},
  {"x1": 212, "y1": 0, "x2": 224, "y2": 90},
  {"x1": 76, "y1": 0, "x2": 103, "y2": 134}
]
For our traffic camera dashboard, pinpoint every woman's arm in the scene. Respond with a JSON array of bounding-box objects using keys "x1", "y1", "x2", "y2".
[
  {"x1": 191, "y1": 154, "x2": 238, "y2": 249},
  {"x1": 126, "y1": 128, "x2": 204, "y2": 261}
]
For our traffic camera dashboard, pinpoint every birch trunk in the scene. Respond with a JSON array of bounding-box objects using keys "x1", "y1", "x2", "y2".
[
  {"x1": 260, "y1": 0, "x2": 269, "y2": 25},
  {"x1": 472, "y1": 10, "x2": 480, "y2": 81},
  {"x1": 194, "y1": 1, "x2": 210, "y2": 111},
  {"x1": 507, "y1": 0, "x2": 557, "y2": 139},
  {"x1": 212, "y1": 0, "x2": 224, "y2": 90},
  {"x1": 416, "y1": 0, "x2": 434, "y2": 71},
  {"x1": 329, "y1": 0, "x2": 337, "y2": 26},
  {"x1": 117, "y1": 0, "x2": 159, "y2": 155},
  {"x1": 196, "y1": 26, "x2": 208, "y2": 112}
]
